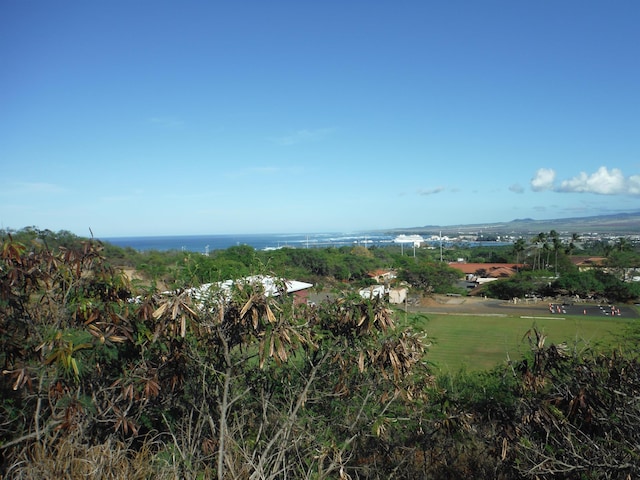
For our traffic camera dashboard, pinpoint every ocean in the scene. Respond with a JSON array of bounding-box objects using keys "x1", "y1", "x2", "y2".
[{"x1": 103, "y1": 232, "x2": 396, "y2": 253}]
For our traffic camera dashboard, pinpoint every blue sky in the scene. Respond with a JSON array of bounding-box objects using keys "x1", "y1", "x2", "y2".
[{"x1": 1, "y1": 1, "x2": 639, "y2": 237}]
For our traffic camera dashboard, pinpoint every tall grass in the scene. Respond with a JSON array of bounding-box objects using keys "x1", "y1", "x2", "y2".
[{"x1": 4, "y1": 433, "x2": 183, "y2": 480}]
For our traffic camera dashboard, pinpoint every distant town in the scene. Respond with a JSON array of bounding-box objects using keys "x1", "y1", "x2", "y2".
[
  {"x1": 386, "y1": 210, "x2": 640, "y2": 245},
  {"x1": 391, "y1": 231, "x2": 639, "y2": 247}
]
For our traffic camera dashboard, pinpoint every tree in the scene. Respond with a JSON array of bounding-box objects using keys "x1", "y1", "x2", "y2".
[
  {"x1": 565, "y1": 232, "x2": 580, "y2": 256},
  {"x1": 0, "y1": 237, "x2": 136, "y2": 466},
  {"x1": 399, "y1": 260, "x2": 462, "y2": 294},
  {"x1": 508, "y1": 328, "x2": 640, "y2": 479},
  {"x1": 512, "y1": 238, "x2": 527, "y2": 265},
  {"x1": 531, "y1": 232, "x2": 547, "y2": 270},
  {"x1": 551, "y1": 270, "x2": 603, "y2": 297},
  {"x1": 0, "y1": 235, "x2": 431, "y2": 479},
  {"x1": 549, "y1": 230, "x2": 562, "y2": 276},
  {"x1": 483, "y1": 271, "x2": 547, "y2": 299},
  {"x1": 614, "y1": 236, "x2": 631, "y2": 252}
]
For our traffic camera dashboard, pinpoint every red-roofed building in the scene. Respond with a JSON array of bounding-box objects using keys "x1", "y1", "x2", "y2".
[
  {"x1": 367, "y1": 269, "x2": 397, "y2": 283},
  {"x1": 449, "y1": 262, "x2": 523, "y2": 286},
  {"x1": 570, "y1": 256, "x2": 607, "y2": 271},
  {"x1": 449, "y1": 262, "x2": 522, "y2": 277}
]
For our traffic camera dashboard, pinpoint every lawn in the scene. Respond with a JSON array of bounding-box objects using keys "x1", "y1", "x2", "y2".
[{"x1": 407, "y1": 312, "x2": 636, "y2": 373}]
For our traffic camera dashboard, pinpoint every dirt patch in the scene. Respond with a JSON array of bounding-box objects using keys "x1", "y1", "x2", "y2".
[
  {"x1": 419, "y1": 294, "x2": 498, "y2": 308},
  {"x1": 121, "y1": 268, "x2": 143, "y2": 281},
  {"x1": 120, "y1": 268, "x2": 169, "y2": 291}
]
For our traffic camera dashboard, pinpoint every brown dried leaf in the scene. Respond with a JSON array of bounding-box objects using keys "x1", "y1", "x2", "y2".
[
  {"x1": 152, "y1": 303, "x2": 167, "y2": 319},
  {"x1": 266, "y1": 304, "x2": 276, "y2": 324}
]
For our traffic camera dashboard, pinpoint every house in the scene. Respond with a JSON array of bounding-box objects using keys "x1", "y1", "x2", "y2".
[
  {"x1": 570, "y1": 256, "x2": 640, "y2": 282},
  {"x1": 449, "y1": 262, "x2": 522, "y2": 288},
  {"x1": 449, "y1": 262, "x2": 522, "y2": 278},
  {"x1": 570, "y1": 256, "x2": 607, "y2": 271},
  {"x1": 367, "y1": 269, "x2": 397, "y2": 283}
]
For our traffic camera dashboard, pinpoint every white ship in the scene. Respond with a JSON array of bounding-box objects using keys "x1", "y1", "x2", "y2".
[{"x1": 393, "y1": 234, "x2": 425, "y2": 245}]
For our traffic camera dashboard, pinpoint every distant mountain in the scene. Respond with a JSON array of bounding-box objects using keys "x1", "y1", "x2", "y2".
[{"x1": 388, "y1": 211, "x2": 640, "y2": 236}]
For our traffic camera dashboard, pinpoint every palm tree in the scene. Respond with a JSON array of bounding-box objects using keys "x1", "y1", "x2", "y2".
[
  {"x1": 615, "y1": 237, "x2": 630, "y2": 252},
  {"x1": 531, "y1": 232, "x2": 547, "y2": 270},
  {"x1": 513, "y1": 238, "x2": 527, "y2": 266},
  {"x1": 549, "y1": 230, "x2": 562, "y2": 276},
  {"x1": 542, "y1": 241, "x2": 551, "y2": 270},
  {"x1": 565, "y1": 233, "x2": 580, "y2": 256}
]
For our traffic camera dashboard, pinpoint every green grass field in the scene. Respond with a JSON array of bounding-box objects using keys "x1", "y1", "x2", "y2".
[{"x1": 407, "y1": 312, "x2": 637, "y2": 373}]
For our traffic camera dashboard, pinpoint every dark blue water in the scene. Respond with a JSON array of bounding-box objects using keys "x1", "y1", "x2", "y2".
[{"x1": 103, "y1": 232, "x2": 395, "y2": 253}]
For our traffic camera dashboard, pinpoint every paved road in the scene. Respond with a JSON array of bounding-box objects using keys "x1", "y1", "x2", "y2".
[
  {"x1": 307, "y1": 292, "x2": 639, "y2": 319},
  {"x1": 407, "y1": 296, "x2": 640, "y2": 319}
]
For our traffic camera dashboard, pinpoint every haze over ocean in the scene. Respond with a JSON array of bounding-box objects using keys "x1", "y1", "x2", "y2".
[
  {"x1": 103, "y1": 232, "x2": 513, "y2": 253},
  {"x1": 104, "y1": 232, "x2": 396, "y2": 253}
]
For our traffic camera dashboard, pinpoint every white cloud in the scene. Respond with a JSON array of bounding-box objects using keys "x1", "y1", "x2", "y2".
[
  {"x1": 531, "y1": 166, "x2": 640, "y2": 195},
  {"x1": 628, "y1": 175, "x2": 640, "y2": 195},
  {"x1": 418, "y1": 186, "x2": 445, "y2": 196},
  {"x1": 531, "y1": 168, "x2": 556, "y2": 191},
  {"x1": 559, "y1": 167, "x2": 630, "y2": 194},
  {"x1": 268, "y1": 128, "x2": 334, "y2": 146}
]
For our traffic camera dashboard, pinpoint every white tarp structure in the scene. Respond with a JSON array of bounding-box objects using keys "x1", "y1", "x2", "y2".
[
  {"x1": 359, "y1": 285, "x2": 386, "y2": 299},
  {"x1": 189, "y1": 275, "x2": 313, "y2": 304},
  {"x1": 389, "y1": 287, "x2": 407, "y2": 304},
  {"x1": 359, "y1": 285, "x2": 408, "y2": 304}
]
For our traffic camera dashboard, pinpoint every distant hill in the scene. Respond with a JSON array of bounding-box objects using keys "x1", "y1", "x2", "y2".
[{"x1": 387, "y1": 211, "x2": 640, "y2": 236}]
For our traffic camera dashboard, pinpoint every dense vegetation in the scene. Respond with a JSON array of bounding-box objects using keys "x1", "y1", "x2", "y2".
[
  {"x1": 1, "y1": 227, "x2": 639, "y2": 478},
  {"x1": 5, "y1": 227, "x2": 639, "y2": 303},
  {"x1": 483, "y1": 233, "x2": 640, "y2": 303}
]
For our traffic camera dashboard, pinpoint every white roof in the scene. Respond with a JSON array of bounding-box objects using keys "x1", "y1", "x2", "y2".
[{"x1": 192, "y1": 275, "x2": 313, "y2": 300}]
